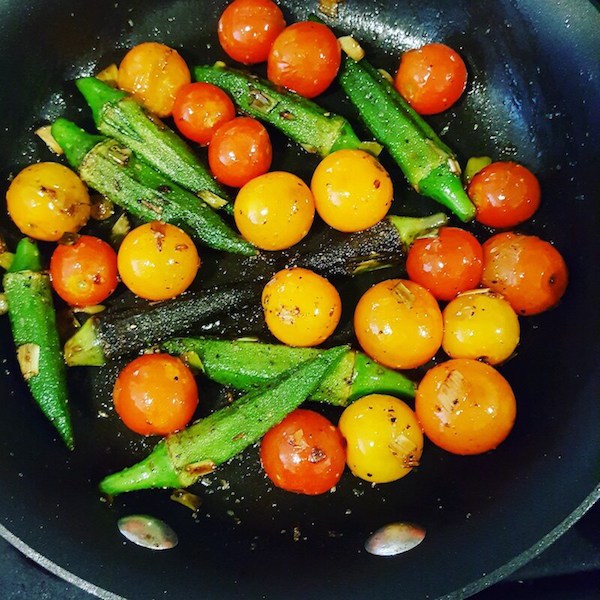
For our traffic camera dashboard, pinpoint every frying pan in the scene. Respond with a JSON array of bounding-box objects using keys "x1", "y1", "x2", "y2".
[{"x1": 0, "y1": 0, "x2": 599, "y2": 598}]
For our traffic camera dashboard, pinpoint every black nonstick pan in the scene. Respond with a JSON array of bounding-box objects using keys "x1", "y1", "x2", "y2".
[{"x1": 0, "y1": 1, "x2": 599, "y2": 598}]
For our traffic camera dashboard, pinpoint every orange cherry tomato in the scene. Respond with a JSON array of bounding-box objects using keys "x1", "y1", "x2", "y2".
[
  {"x1": 406, "y1": 227, "x2": 483, "y2": 301},
  {"x1": 394, "y1": 43, "x2": 467, "y2": 115},
  {"x1": 267, "y1": 21, "x2": 341, "y2": 98},
  {"x1": 172, "y1": 82, "x2": 236, "y2": 145},
  {"x1": 468, "y1": 161, "x2": 541, "y2": 228},
  {"x1": 118, "y1": 42, "x2": 191, "y2": 118},
  {"x1": 354, "y1": 279, "x2": 443, "y2": 370},
  {"x1": 50, "y1": 235, "x2": 118, "y2": 307},
  {"x1": 208, "y1": 117, "x2": 272, "y2": 188},
  {"x1": 482, "y1": 232, "x2": 568, "y2": 316},
  {"x1": 113, "y1": 353, "x2": 199, "y2": 436},
  {"x1": 415, "y1": 358, "x2": 516, "y2": 455},
  {"x1": 261, "y1": 267, "x2": 341, "y2": 347},
  {"x1": 218, "y1": 0, "x2": 286, "y2": 64},
  {"x1": 260, "y1": 409, "x2": 346, "y2": 495}
]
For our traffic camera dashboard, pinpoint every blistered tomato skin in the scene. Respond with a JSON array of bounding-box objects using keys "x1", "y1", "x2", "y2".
[
  {"x1": 113, "y1": 354, "x2": 199, "y2": 436},
  {"x1": 415, "y1": 358, "x2": 516, "y2": 455},
  {"x1": 482, "y1": 232, "x2": 568, "y2": 316},
  {"x1": 311, "y1": 149, "x2": 393, "y2": 232},
  {"x1": 267, "y1": 21, "x2": 341, "y2": 98},
  {"x1": 260, "y1": 409, "x2": 346, "y2": 495},
  {"x1": 339, "y1": 394, "x2": 423, "y2": 484},
  {"x1": 6, "y1": 162, "x2": 91, "y2": 242},
  {"x1": 208, "y1": 117, "x2": 272, "y2": 188},
  {"x1": 394, "y1": 43, "x2": 468, "y2": 115},
  {"x1": 117, "y1": 42, "x2": 191, "y2": 118},
  {"x1": 218, "y1": 0, "x2": 286, "y2": 65},
  {"x1": 354, "y1": 279, "x2": 443, "y2": 370},
  {"x1": 234, "y1": 171, "x2": 315, "y2": 250},
  {"x1": 468, "y1": 162, "x2": 541, "y2": 228},
  {"x1": 442, "y1": 290, "x2": 520, "y2": 365},
  {"x1": 261, "y1": 267, "x2": 341, "y2": 347},
  {"x1": 406, "y1": 227, "x2": 484, "y2": 301},
  {"x1": 117, "y1": 222, "x2": 200, "y2": 301}
]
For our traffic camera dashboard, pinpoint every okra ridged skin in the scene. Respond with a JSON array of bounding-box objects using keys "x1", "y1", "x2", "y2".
[
  {"x1": 161, "y1": 338, "x2": 416, "y2": 405},
  {"x1": 76, "y1": 77, "x2": 232, "y2": 213},
  {"x1": 99, "y1": 346, "x2": 348, "y2": 495},
  {"x1": 3, "y1": 242, "x2": 73, "y2": 448},
  {"x1": 193, "y1": 63, "x2": 364, "y2": 157},
  {"x1": 339, "y1": 57, "x2": 476, "y2": 222},
  {"x1": 51, "y1": 119, "x2": 255, "y2": 256}
]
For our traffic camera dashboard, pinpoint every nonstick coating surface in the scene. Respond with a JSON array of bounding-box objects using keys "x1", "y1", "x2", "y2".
[{"x1": 0, "y1": 1, "x2": 599, "y2": 599}]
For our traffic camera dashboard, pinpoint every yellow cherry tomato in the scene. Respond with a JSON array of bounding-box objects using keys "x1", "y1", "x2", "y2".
[
  {"x1": 118, "y1": 42, "x2": 191, "y2": 117},
  {"x1": 442, "y1": 290, "x2": 520, "y2": 365},
  {"x1": 261, "y1": 267, "x2": 341, "y2": 347},
  {"x1": 338, "y1": 394, "x2": 423, "y2": 483},
  {"x1": 311, "y1": 149, "x2": 393, "y2": 232},
  {"x1": 234, "y1": 171, "x2": 315, "y2": 250},
  {"x1": 415, "y1": 358, "x2": 516, "y2": 455},
  {"x1": 6, "y1": 162, "x2": 90, "y2": 242},
  {"x1": 117, "y1": 221, "x2": 200, "y2": 301},
  {"x1": 354, "y1": 279, "x2": 443, "y2": 370}
]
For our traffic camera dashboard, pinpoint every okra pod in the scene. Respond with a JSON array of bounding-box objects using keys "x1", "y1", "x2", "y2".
[
  {"x1": 50, "y1": 119, "x2": 255, "y2": 256},
  {"x1": 193, "y1": 63, "x2": 378, "y2": 157},
  {"x1": 64, "y1": 282, "x2": 263, "y2": 367},
  {"x1": 3, "y1": 239, "x2": 73, "y2": 448},
  {"x1": 161, "y1": 337, "x2": 416, "y2": 404},
  {"x1": 339, "y1": 55, "x2": 476, "y2": 222},
  {"x1": 76, "y1": 77, "x2": 231, "y2": 212},
  {"x1": 99, "y1": 345, "x2": 348, "y2": 495}
]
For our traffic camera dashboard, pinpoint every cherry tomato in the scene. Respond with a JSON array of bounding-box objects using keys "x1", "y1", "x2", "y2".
[
  {"x1": 354, "y1": 279, "x2": 443, "y2": 370},
  {"x1": 482, "y1": 232, "x2": 568, "y2": 316},
  {"x1": 234, "y1": 171, "x2": 315, "y2": 250},
  {"x1": 442, "y1": 290, "x2": 520, "y2": 365},
  {"x1": 218, "y1": 0, "x2": 286, "y2": 65},
  {"x1": 415, "y1": 358, "x2": 516, "y2": 455},
  {"x1": 113, "y1": 353, "x2": 198, "y2": 436},
  {"x1": 172, "y1": 82, "x2": 236, "y2": 145},
  {"x1": 118, "y1": 42, "x2": 191, "y2": 117},
  {"x1": 310, "y1": 149, "x2": 393, "y2": 232},
  {"x1": 208, "y1": 117, "x2": 272, "y2": 188},
  {"x1": 117, "y1": 221, "x2": 200, "y2": 301},
  {"x1": 50, "y1": 236, "x2": 118, "y2": 307},
  {"x1": 261, "y1": 267, "x2": 341, "y2": 347},
  {"x1": 260, "y1": 409, "x2": 346, "y2": 495},
  {"x1": 468, "y1": 162, "x2": 541, "y2": 228},
  {"x1": 406, "y1": 227, "x2": 483, "y2": 301},
  {"x1": 267, "y1": 21, "x2": 341, "y2": 98},
  {"x1": 394, "y1": 43, "x2": 468, "y2": 115},
  {"x1": 339, "y1": 395, "x2": 423, "y2": 484},
  {"x1": 6, "y1": 162, "x2": 90, "y2": 242}
]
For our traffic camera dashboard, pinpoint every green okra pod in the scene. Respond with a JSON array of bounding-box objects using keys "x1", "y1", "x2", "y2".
[
  {"x1": 339, "y1": 55, "x2": 476, "y2": 222},
  {"x1": 161, "y1": 337, "x2": 416, "y2": 405},
  {"x1": 99, "y1": 345, "x2": 348, "y2": 495},
  {"x1": 50, "y1": 118, "x2": 255, "y2": 256},
  {"x1": 3, "y1": 239, "x2": 73, "y2": 448},
  {"x1": 75, "y1": 77, "x2": 231, "y2": 213}
]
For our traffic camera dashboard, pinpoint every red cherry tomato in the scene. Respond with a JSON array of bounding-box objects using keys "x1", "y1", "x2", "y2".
[
  {"x1": 482, "y1": 232, "x2": 568, "y2": 316},
  {"x1": 50, "y1": 235, "x2": 118, "y2": 307},
  {"x1": 208, "y1": 117, "x2": 273, "y2": 188},
  {"x1": 267, "y1": 21, "x2": 341, "y2": 98},
  {"x1": 406, "y1": 227, "x2": 484, "y2": 301},
  {"x1": 468, "y1": 162, "x2": 541, "y2": 228},
  {"x1": 394, "y1": 43, "x2": 467, "y2": 115},
  {"x1": 218, "y1": 0, "x2": 286, "y2": 65},
  {"x1": 172, "y1": 82, "x2": 236, "y2": 145},
  {"x1": 260, "y1": 409, "x2": 346, "y2": 495},
  {"x1": 113, "y1": 354, "x2": 199, "y2": 436}
]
